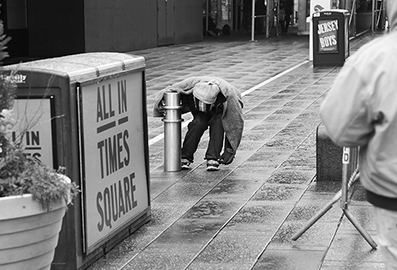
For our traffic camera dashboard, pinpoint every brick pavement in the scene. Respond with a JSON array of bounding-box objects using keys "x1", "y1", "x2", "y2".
[{"x1": 87, "y1": 29, "x2": 385, "y2": 270}]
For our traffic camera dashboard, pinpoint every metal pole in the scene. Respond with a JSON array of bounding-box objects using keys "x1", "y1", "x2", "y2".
[
  {"x1": 344, "y1": 209, "x2": 378, "y2": 249},
  {"x1": 341, "y1": 147, "x2": 350, "y2": 210},
  {"x1": 206, "y1": 0, "x2": 209, "y2": 33},
  {"x1": 293, "y1": 146, "x2": 377, "y2": 249},
  {"x1": 276, "y1": 0, "x2": 280, "y2": 36},
  {"x1": 266, "y1": 0, "x2": 269, "y2": 37},
  {"x1": 341, "y1": 147, "x2": 377, "y2": 249},
  {"x1": 372, "y1": 0, "x2": 375, "y2": 32},
  {"x1": 251, "y1": 0, "x2": 256, "y2": 41},
  {"x1": 162, "y1": 92, "x2": 183, "y2": 172}
]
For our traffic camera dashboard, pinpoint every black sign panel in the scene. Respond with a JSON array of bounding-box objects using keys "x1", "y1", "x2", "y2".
[{"x1": 317, "y1": 19, "x2": 339, "y2": 53}]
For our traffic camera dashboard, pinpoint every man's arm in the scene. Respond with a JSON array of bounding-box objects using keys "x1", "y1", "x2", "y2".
[
  {"x1": 320, "y1": 65, "x2": 374, "y2": 147},
  {"x1": 168, "y1": 77, "x2": 201, "y2": 91}
]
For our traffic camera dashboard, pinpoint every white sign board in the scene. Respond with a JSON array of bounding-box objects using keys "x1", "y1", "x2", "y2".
[
  {"x1": 11, "y1": 98, "x2": 54, "y2": 167},
  {"x1": 80, "y1": 72, "x2": 149, "y2": 252}
]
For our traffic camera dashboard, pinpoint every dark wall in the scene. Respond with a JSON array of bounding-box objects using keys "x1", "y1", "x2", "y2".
[
  {"x1": 174, "y1": 0, "x2": 203, "y2": 45},
  {"x1": 27, "y1": 0, "x2": 85, "y2": 57},
  {"x1": 0, "y1": 0, "x2": 29, "y2": 58},
  {"x1": 84, "y1": 0, "x2": 157, "y2": 52},
  {"x1": 24, "y1": 0, "x2": 203, "y2": 59}
]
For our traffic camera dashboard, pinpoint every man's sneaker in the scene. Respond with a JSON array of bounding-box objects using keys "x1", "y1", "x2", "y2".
[
  {"x1": 206, "y1": 159, "x2": 220, "y2": 171},
  {"x1": 181, "y1": 159, "x2": 191, "y2": 170}
]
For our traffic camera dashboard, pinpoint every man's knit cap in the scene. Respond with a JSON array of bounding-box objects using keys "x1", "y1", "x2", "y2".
[{"x1": 192, "y1": 82, "x2": 220, "y2": 104}]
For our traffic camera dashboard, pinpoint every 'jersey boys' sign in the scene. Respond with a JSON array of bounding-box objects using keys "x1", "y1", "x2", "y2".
[
  {"x1": 79, "y1": 72, "x2": 149, "y2": 252},
  {"x1": 317, "y1": 19, "x2": 338, "y2": 52}
]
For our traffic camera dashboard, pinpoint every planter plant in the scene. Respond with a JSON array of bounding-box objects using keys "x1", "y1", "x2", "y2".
[{"x1": 0, "y1": 19, "x2": 79, "y2": 270}]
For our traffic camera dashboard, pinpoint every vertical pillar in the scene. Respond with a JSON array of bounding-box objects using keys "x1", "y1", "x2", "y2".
[
  {"x1": 162, "y1": 92, "x2": 182, "y2": 172},
  {"x1": 251, "y1": 0, "x2": 256, "y2": 41}
]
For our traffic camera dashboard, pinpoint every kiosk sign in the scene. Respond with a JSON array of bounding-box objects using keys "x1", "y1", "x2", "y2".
[
  {"x1": 80, "y1": 72, "x2": 149, "y2": 252},
  {"x1": 11, "y1": 99, "x2": 54, "y2": 167},
  {"x1": 317, "y1": 19, "x2": 338, "y2": 52}
]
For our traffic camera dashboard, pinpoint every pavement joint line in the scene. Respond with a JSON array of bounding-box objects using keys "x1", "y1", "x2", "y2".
[
  {"x1": 145, "y1": 60, "x2": 328, "y2": 264},
  {"x1": 183, "y1": 121, "x2": 320, "y2": 270},
  {"x1": 143, "y1": 110, "x2": 317, "y2": 267},
  {"x1": 241, "y1": 60, "x2": 310, "y2": 97},
  {"x1": 119, "y1": 163, "x2": 243, "y2": 270},
  {"x1": 145, "y1": 118, "x2": 320, "y2": 270},
  {"x1": 90, "y1": 32, "x2": 382, "y2": 270},
  {"x1": 182, "y1": 130, "x2": 316, "y2": 270},
  {"x1": 150, "y1": 63, "x2": 326, "y2": 173},
  {"x1": 148, "y1": 60, "x2": 310, "y2": 147}
]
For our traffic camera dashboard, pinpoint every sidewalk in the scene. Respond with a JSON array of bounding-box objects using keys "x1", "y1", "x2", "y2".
[{"x1": 87, "y1": 28, "x2": 384, "y2": 270}]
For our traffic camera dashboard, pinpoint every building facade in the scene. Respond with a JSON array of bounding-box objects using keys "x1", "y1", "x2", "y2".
[{"x1": 1, "y1": 0, "x2": 203, "y2": 58}]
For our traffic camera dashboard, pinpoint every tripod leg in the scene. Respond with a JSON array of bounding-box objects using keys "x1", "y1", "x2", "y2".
[
  {"x1": 292, "y1": 190, "x2": 341, "y2": 241},
  {"x1": 344, "y1": 209, "x2": 378, "y2": 249},
  {"x1": 292, "y1": 172, "x2": 359, "y2": 241},
  {"x1": 292, "y1": 146, "x2": 360, "y2": 241}
]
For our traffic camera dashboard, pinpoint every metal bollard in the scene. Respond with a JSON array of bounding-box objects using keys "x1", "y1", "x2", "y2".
[{"x1": 162, "y1": 92, "x2": 183, "y2": 171}]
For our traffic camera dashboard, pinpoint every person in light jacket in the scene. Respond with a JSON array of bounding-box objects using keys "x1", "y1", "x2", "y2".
[
  {"x1": 154, "y1": 76, "x2": 244, "y2": 171},
  {"x1": 320, "y1": 1, "x2": 397, "y2": 268}
]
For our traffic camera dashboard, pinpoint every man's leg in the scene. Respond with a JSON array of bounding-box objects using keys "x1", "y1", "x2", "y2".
[
  {"x1": 182, "y1": 112, "x2": 210, "y2": 162},
  {"x1": 374, "y1": 207, "x2": 397, "y2": 269},
  {"x1": 205, "y1": 111, "x2": 224, "y2": 161}
]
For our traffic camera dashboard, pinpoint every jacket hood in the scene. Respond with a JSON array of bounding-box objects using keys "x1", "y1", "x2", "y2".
[{"x1": 387, "y1": 0, "x2": 397, "y2": 30}]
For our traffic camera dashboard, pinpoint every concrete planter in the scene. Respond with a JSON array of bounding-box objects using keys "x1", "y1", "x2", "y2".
[{"x1": 0, "y1": 194, "x2": 66, "y2": 270}]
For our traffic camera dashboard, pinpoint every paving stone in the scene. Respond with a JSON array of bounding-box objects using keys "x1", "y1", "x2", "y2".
[{"x1": 87, "y1": 30, "x2": 384, "y2": 270}]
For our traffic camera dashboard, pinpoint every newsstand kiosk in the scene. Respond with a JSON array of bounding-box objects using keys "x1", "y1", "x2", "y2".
[
  {"x1": 312, "y1": 9, "x2": 350, "y2": 67},
  {"x1": 3, "y1": 53, "x2": 151, "y2": 269}
]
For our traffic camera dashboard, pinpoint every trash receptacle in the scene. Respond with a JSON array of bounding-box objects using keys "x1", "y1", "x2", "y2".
[
  {"x1": 3, "y1": 52, "x2": 151, "y2": 270},
  {"x1": 312, "y1": 9, "x2": 350, "y2": 67}
]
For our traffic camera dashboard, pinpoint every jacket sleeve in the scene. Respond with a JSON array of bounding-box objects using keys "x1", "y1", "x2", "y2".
[
  {"x1": 218, "y1": 80, "x2": 244, "y2": 152},
  {"x1": 320, "y1": 64, "x2": 374, "y2": 147},
  {"x1": 168, "y1": 77, "x2": 201, "y2": 91},
  {"x1": 153, "y1": 78, "x2": 200, "y2": 117}
]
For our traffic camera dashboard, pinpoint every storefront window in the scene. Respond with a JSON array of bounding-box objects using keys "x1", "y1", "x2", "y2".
[{"x1": 221, "y1": 0, "x2": 231, "y2": 21}]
